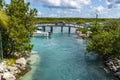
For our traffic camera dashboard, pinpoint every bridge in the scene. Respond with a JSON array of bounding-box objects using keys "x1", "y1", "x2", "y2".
[{"x1": 36, "y1": 21, "x2": 82, "y2": 33}]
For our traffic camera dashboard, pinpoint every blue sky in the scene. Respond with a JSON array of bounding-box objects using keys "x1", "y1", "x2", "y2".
[{"x1": 5, "y1": 0, "x2": 120, "y2": 18}]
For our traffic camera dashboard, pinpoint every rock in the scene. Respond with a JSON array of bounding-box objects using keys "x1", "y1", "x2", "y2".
[
  {"x1": 0, "y1": 61, "x2": 8, "y2": 73},
  {"x1": 7, "y1": 66, "x2": 19, "y2": 74},
  {"x1": 103, "y1": 68, "x2": 110, "y2": 73},
  {"x1": 0, "y1": 57, "x2": 31, "y2": 80},
  {"x1": 3, "y1": 72, "x2": 16, "y2": 80},
  {"x1": 0, "y1": 66, "x2": 4, "y2": 72},
  {"x1": 115, "y1": 72, "x2": 120, "y2": 78},
  {"x1": 0, "y1": 73, "x2": 3, "y2": 79},
  {"x1": 16, "y1": 58, "x2": 27, "y2": 66}
]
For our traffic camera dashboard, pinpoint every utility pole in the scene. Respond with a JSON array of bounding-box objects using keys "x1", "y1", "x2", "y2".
[{"x1": 95, "y1": 13, "x2": 98, "y2": 26}]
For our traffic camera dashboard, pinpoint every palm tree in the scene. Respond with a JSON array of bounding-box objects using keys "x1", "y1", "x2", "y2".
[{"x1": 0, "y1": 8, "x2": 9, "y2": 60}]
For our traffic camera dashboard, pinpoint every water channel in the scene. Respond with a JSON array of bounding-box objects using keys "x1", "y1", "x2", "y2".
[{"x1": 20, "y1": 27, "x2": 116, "y2": 80}]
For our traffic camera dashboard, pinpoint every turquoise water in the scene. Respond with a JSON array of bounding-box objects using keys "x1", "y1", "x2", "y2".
[{"x1": 20, "y1": 31, "x2": 116, "y2": 80}]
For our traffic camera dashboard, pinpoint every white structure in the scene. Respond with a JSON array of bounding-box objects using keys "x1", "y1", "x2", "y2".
[{"x1": 33, "y1": 30, "x2": 49, "y2": 37}]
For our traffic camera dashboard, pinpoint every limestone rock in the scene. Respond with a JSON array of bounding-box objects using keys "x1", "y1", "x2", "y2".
[
  {"x1": 7, "y1": 66, "x2": 19, "y2": 74},
  {"x1": 0, "y1": 61, "x2": 7, "y2": 73},
  {"x1": 16, "y1": 58, "x2": 27, "y2": 66},
  {"x1": 3, "y1": 72, "x2": 16, "y2": 80}
]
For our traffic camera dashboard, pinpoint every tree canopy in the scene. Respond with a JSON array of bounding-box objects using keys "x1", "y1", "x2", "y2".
[
  {"x1": 87, "y1": 19, "x2": 120, "y2": 58},
  {"x1": 0, "y1": 8, "x2": 9, "y2": 29},
  {"x1": 1, "y1": 0, "x2": 37, "y2": 58},
  {"x1": 0, "y1": 0, "x2": 5, "y2": 8}
]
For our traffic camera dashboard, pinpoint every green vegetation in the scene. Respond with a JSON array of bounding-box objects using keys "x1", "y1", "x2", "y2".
[
  {"x1": 0, "y1": 9, "x2": 9, "y2": 29},
  {"x1": 0, "y1": 0, "x2": 37, "y2": 59},
  {"x1": 34, "y1": 17, "x2": 118, "y2": 24},
  {"x1": 0, "y1": 1, "x2": 9, "y2": 60},
  {"x1": 6, "y1": 58, "x2": 15, "y2": 66},
  {"x1": 89, "y1": 23, "x2": 103, "y2": 38},
  {"x1": 87, "y1": 19, "x2": 120, "y2": 58},
  {"x1": 77, "y1": 28, "x2": 88, "y2": 35},
  {"x1": 0, "y1": 0, "x2": 5, "y2": 8}
]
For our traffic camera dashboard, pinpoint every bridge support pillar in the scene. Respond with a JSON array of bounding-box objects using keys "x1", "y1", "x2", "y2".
[
  {"x1": 68, "y1": 26, "x2": 71, "y2": 34},
  {"x1": 61, "y1": 26, "x2": 63, "y2": 32},
  {"x1": 50, "y1": 26, "x2": 53, "y2": 32},
  {"x1": 42, "y1": 26, "x2": 45, "y2": 31}
]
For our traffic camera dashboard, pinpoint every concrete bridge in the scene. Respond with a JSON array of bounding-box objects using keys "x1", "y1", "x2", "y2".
[{"x1": 36, "y1": 21, "x2": 82, "y2": 33}]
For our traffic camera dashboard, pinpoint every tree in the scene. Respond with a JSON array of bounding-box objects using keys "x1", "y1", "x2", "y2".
[
  {"x1": 0, "y1": 9, "x2": 8, "y2": 28},
  {"x1": 104, "y1": 19, "x2": 120, "y2": 31},
  {"x1": 4, "y1": 0, "x2": 37, "y2": 58},
  {"x1": 87, "y1": 20, "x2": 120, "y2": 58},
  {"x1": 0, "y1": 0, "x2": 5, "y2": 8},
  {"x1": 88, "y1": 23, "x2": 103, "y2": 39},
  {"x1": 0, "y1": 8, "x2": 9, "y2": 60}
]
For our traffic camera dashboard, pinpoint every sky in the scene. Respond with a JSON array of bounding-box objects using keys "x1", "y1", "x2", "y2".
[{"x1": 5, "y1": 0, "x2": 120, "y2": 18}]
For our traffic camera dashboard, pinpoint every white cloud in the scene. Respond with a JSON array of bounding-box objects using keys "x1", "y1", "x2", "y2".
[
  {"x1": 29, "y1": 0, "x2": 91, "y2": 17},
  {"x1": 25, "y1": 0, "x2": 92, "y2": 17},
  {"x1": 32, "y1": 0, "x2": 91, "y2": 9},
  {"x1": 51, "y1": 9, "x2": 78, "y2": 17},
  {"x1": 88, "y1": 5, "x2": 110, "y2": 18},
  {"x1": 106, "y1": 0, "x2": 120, "y2": 8},
  {"x1": 97, "y1": 6, "x2": 108, "y2": 13},
  {"x1": 37, "y1": 11, "x2": 42, "y2": 17}
]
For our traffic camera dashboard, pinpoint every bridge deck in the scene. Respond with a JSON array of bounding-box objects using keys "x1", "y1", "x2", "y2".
[
  {"x1": 36, "y1": 23, "x2": 81, "y2": 28},
  {"x1": 35, "y1": 22, "x2": 82, "y2": 33}
]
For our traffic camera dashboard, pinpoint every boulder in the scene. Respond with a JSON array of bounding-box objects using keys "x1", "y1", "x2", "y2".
[
  {"x1": 0, "y1": 61, "x2": 8, "y2": 73},
  {"x1": 7, "y1": 66, "x2": 19, "y2": 74},
  {"x1": 112, "y1": 65, "x2": 119, "y2": 71},
  {"x1": 115, "y1": 71, "x2": 120, "y2": 78},
  {"x1": 0, "y1": 73, "x2": 3, "y2": 79},
  {"x1": 16, "y1": 58, "x2": 27, "y2": 66},
  {"x1": 0, "y1": 66, "x2": 4, "y2": 72},
  {"x1": 3, "y1": 72, "x2": 16, "y2": 80}
]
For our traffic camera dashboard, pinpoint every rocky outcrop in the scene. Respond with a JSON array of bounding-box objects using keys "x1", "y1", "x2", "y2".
[
  {"x1": 105, "y1": 58, "x2": 120, "y2": 78},
  {"x1": 0, "y1": 57, "x2": 29, "y2": 80},
  {"x1": 76, "y1": 31, "x2": 91, "y2": 39},
  {"x1": 2, "y1": 72, "x2": 16, "y2": 80}
]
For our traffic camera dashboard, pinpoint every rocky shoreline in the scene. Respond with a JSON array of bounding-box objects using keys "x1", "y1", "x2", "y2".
[
  {"x1": 0, "y1": 57, "x2": 31, "y2": 80},
  {"x1": 104, "y1": 57, "x2": 120, "y2": 79},
  {"x1": 15, "y1": 65, "x2": 31, "y2": 80},
  {"x1": 76, "y1": 30, "x2": 90, "y2": 39}
]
